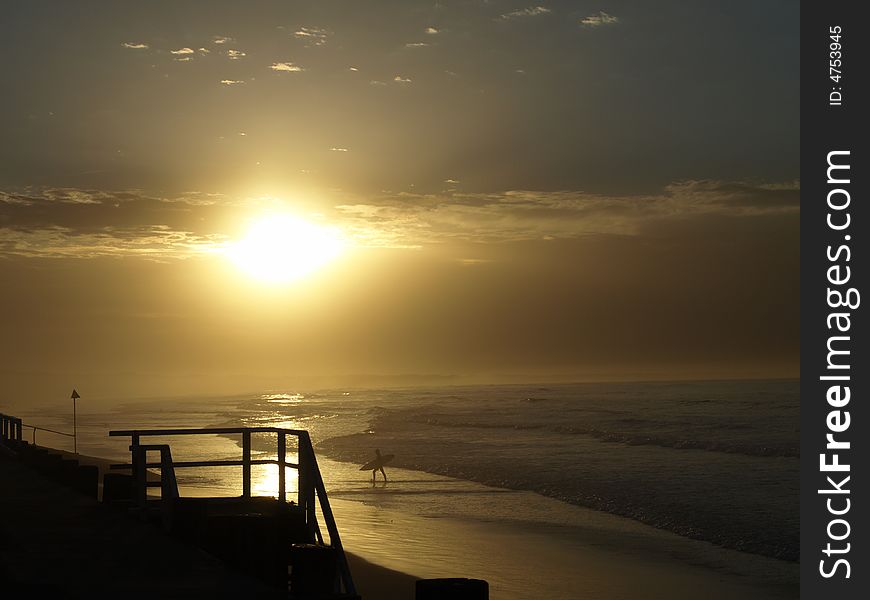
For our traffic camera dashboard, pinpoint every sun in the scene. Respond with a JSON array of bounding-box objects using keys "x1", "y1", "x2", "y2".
[{"x1": 227, "y1": 214, "x2": 345, "y2": 283}]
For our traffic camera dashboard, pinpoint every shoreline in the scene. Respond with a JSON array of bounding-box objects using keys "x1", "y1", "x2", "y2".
[
  {"x1": 4, "y1": 408, "x2": 798, "y2": 600},
  {"x1": 318, "y1": 455, "x2": 798, "y2": 600},
  {"x1": 319, "y1": 444, "x2": 799, "y2": 563},
  {"x1": 30, "y1": 445, "x2": 798, "y2": 599}
]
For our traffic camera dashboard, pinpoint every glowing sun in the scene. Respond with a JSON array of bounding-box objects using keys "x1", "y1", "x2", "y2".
[{"x1": 228, "y1": 214, "x2": 345, "y2": 282}]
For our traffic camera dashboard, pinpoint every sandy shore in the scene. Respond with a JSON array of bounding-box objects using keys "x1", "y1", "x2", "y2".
[
  {"x1": 3, "y1": 443, "x2": 798, "y2": 599},
  {"x1": 346, "y1": 552, "x2": 418, "y2": 600}
]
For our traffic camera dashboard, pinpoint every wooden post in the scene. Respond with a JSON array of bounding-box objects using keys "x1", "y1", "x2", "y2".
[
  {"x1": 297, "y1": 436, "x2": 308, "y2": 510},
  {"x1": 299, "y1": 433, "x2": 319, "y2": 539},
  {"x1": 278, "y1": 432, "x2": 286, "y2": 503},
  {"x1": 242, "y1": 430, "x2": 251, "y2": 498},
  {"x1": 131, "y1": 433, "x2": 146, "y2": 509},
  {"x1": 296, "y1": 436, "x2": 308, "y2": 510}
]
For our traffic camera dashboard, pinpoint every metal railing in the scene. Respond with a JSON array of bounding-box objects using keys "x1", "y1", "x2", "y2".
[
  {"x1": 1, "y1": 412, "x2": 75, "y2": 447},
  {"x1": 23, "y1": 424, "x2": 75, "y2": 446},
  {"x1": 108, "y1": 426, "x2": 356, "y2": 597}
]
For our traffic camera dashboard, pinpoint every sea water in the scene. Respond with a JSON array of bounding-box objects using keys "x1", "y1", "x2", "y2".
[{"x1": 7, "y1": 379, "x2": 798, "y2": 599}]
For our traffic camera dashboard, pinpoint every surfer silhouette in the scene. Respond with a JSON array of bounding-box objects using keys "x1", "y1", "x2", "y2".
[{"x1": 360, "y1": 448, "x2": 393, "y2": 484}]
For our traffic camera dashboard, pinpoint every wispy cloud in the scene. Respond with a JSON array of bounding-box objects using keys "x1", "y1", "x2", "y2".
[
  {"x1": 121, "y1": 42, "x2": 149, "y2": 50},
  {"x1": 500, "y1": 6, "x2": 552, "y2": 20},
  {"x1": 425, "y1": 27, "x2": 440, "y2": 35},
  {"x1": 406, "y1": 42, "x2": 430, "y2": 48},
  {"x1": 0, "y1": 188, "x2": 228, "y2": 259},
  {"x1": 0, "y1": 181, "x2": 799, "y2": 259},
  {"x1": 459, "y1": 258, "x2": 493, "y2": 266},
  {"x1": 332, "y1": 181, "x2": 800, "y2": 247},
  {"x1": 580, "y1": 11, "x2": 619, "y2": 27},
  {"x1": 213, "y1": 35, "x2": 234, "y2": 45},
  {"x1": 270, "y1": 62, "x2": 304, "y2": 72},
  {"x1": 226, "y1": 49, "x2": 246, "y2": 60},
  {"x1": 330, "y1": 147, "x2": 349, "y2": 152},
  {"x1": 174, "y1": 57, "x2": 193, "y2": 62},
  {"x1": 197, "y1": 47, "x2": 211, "y2": 55},
  {"x1": 220, "y1": 79, "x2": 245, "y2": 85},
  {"x1": 170, "y1": 47, "x2": 195, "y2": 55},
  {"x1": 294, "y1": 26, "x2": 329, "y2": 46},
  {"x1": 394, "y1": 75, "x2": 412, "y2": 84}
]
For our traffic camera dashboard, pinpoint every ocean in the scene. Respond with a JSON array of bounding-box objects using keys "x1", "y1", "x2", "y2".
[{"x1": 6, "y1": 379, "x2": 799, "y2": 599}]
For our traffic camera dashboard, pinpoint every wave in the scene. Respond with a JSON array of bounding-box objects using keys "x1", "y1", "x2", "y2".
[
  {"x1": 318, "y1": 430, "x2": 798, "y2": 562},
  {"x1": 406, "y1": 416, "x2": 799, "y2": 458}
]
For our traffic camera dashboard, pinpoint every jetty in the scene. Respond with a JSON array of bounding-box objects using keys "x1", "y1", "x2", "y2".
[
  {"x1": 1, "y1": 412, "x2": 489, "y2": 599},
  {"x1": 1, "y1": 412, "x2": 356, "y2": 598}
]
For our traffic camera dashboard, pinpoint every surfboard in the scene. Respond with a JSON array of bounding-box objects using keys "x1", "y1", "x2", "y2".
[{"x1": 359, "y1": 454, "x2": 395, "y2": 471}]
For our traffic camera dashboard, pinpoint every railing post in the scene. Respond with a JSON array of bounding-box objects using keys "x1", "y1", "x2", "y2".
[
  {"x1": 278, "y1": 432, "x2": 286, "y2": 503},
  {"x1": 131, "y1": 433, "x2": 147, "y2": 510},
  {"x1": 297, "y1": 435, "x2": 307, "y2": 510},
  {"x1": 298, "y1": 433, "x2": 319, "y2": 540},
  {"x1": 242, "y1": 430, "x2": 251, "y2": 498}
]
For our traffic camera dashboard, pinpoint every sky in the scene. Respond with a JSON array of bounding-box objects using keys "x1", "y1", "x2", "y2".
[{"x1": 0, "y1": 1, "x2": 799, "y2": 401}]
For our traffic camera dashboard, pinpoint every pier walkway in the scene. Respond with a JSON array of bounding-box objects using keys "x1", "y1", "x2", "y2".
[{"x1": 0, "y1": 451, "x2": 282, "y2": 599}]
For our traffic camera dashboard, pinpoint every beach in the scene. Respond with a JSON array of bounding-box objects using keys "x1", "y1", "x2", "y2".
[
  {"x1": 2, "y1": 380, "x2": 799, "y2": 599},
  {"x1": 0, "y1": 446, "x2": 796, "y2": 600}
]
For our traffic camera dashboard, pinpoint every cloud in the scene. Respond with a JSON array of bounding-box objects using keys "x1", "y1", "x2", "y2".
[
  {"x1": 406, "y1": 42, "x2": 430, "y2": 48},
  {"x1": 580, "y1": 11, "x2": 619, "y2": 27},
  {"x1": 213, "y1": 36, "x2": 234, "y2": 45},
  {"x1": 294, "y1": 27, "x2": 329, "y2": 46},
  {"x1": 170, "y1": 47, "x2": 195, "y2": 55},
  {"x1": 331, "y1": 181, "x2": 800, "y2": 247},
  {"x1": 121, "y1": 42, "x2": 149, "y2": 50},
  {"x1": 197, "y1": 47, "x2": 211, "y2": 55},
  {"x1": 0, "y1": 181, "x2": 799, "y2": 259},
  {"x1": 330, "y1": 147, "x2": 349, "y2": 152},
  {"x1": 500, "y1": 6, "x2": 552, "y2": 20},
  {"x1": 425, "y1": 27, "x2": 440, "y2": 35},
  {"x1": 0, "y1": 188, "x2": 229, "y2": 259},
  {"x1": 270, "y1": 62, "x2": 304, "y2": 72},
  {"x1": 393, "y1": 75, "x2": 412, "y2": 83},
  {"x1": 459, "y1": 258, "x2": 493, "y2": 266},
  {"x1": 220, "y1": 79, "x2": 245, "y2": 85},
  {"x1": 174, "y1": 57, "x2": 193, "y2": 62},
  {"x1": 226, "y1": 49, "x2": 246, "y2": 60}
]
